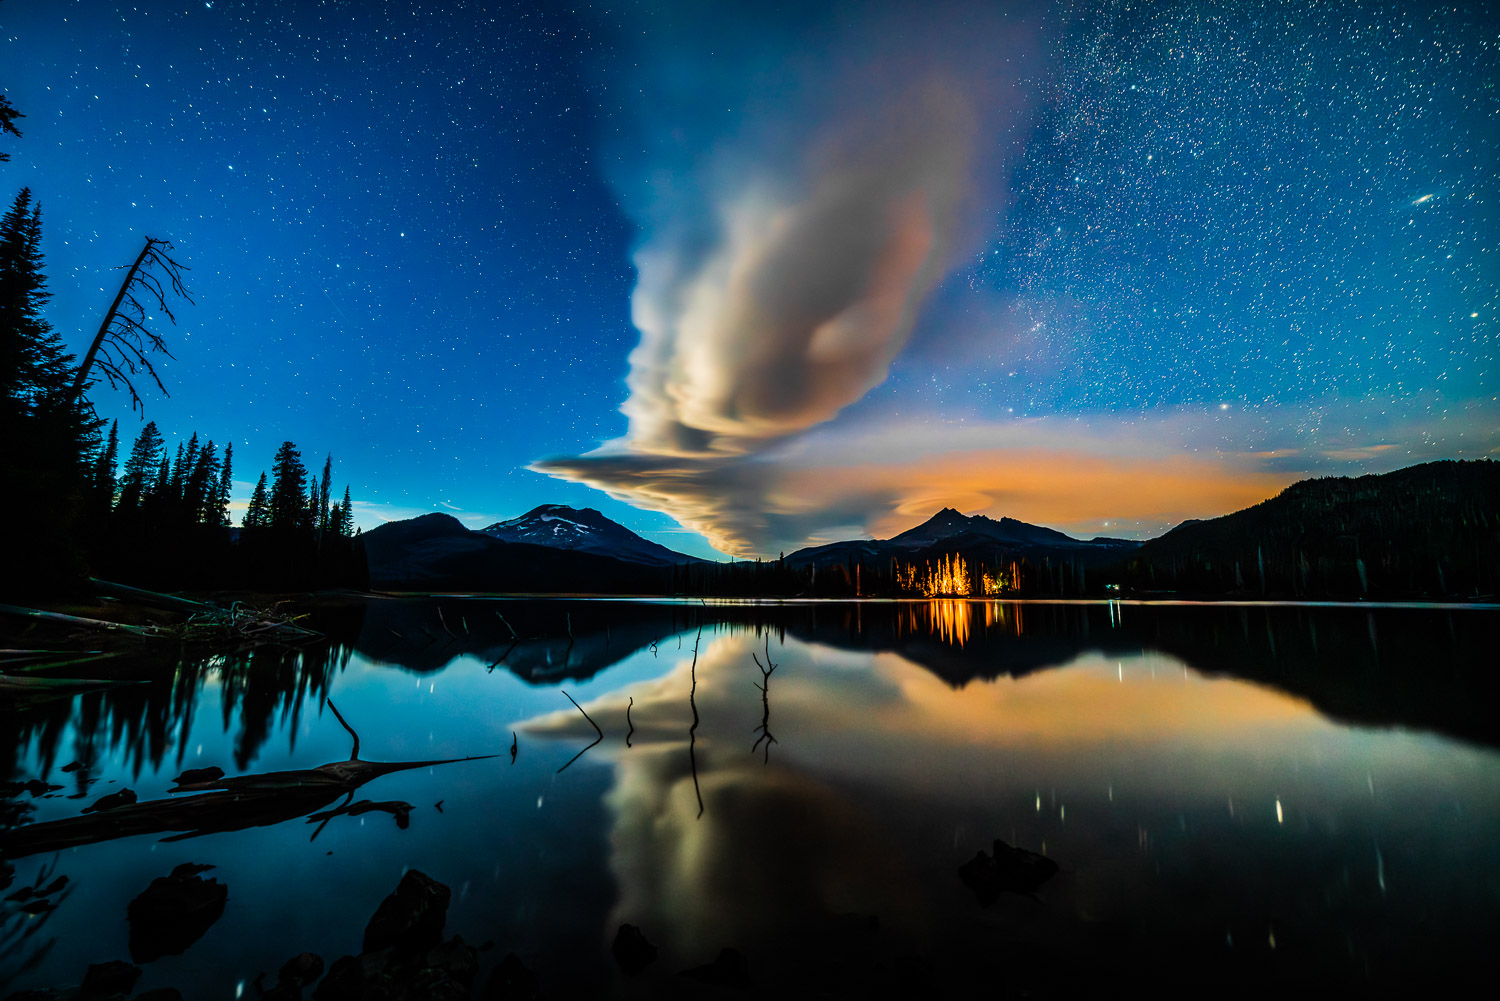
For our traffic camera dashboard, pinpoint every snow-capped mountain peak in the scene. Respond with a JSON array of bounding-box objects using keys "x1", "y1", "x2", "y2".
[{"x1": 479, "y1": 505, "x2": 703, "y2": 566}]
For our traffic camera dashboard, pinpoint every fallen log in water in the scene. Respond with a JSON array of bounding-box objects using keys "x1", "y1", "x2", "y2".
[{"x1": 0, "y1": 700, "x2": 496, "y2": 858}]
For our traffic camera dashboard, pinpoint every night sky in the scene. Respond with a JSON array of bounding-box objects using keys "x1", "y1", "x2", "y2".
[{"x1": 2, "y1": 0, "x2": 1495, "y2": 559}]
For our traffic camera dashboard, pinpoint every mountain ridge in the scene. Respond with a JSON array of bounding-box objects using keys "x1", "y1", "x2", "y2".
[
  {"x1": 479, "y1": 504, "x2": 707, "y2": 567},
  {"x1": 785, "y1": 507, "x2": 1141, "y2": 570}
]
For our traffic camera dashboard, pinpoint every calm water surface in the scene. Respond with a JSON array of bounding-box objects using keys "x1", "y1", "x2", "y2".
[{"x1": 2, "y1": 599, "x2": 1497, "y2": 995}]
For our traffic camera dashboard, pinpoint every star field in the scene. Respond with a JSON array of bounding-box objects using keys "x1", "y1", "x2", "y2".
[
  {"x1": 1, "y1": 0, "x2": 1495, "y2": 556},
  {"x1": 989, "y1": 0, "x2": 1495, "y2": 417}
]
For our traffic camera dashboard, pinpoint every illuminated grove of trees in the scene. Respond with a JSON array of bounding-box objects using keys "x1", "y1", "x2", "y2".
[{"x1": 897, "y1": 554, "x2": 1018, "y2": 597}]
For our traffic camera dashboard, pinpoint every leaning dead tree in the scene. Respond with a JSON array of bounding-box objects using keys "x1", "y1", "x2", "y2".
[{"x1": 71, "y1": 236, "x2": 192, "y2": 410}]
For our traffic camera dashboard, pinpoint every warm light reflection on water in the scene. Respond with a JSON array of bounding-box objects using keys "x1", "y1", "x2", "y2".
[{"x1": 3, "y1": 599, "x2": 1498, "y2": 995}]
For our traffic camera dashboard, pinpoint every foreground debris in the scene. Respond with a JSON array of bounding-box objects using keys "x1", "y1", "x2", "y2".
[
  {"x1": 0, "y1": 580, "x2": 326, "y2": 665},
  {"x1": 0, "y1": 703, "x2": 495, "y2": 858}
]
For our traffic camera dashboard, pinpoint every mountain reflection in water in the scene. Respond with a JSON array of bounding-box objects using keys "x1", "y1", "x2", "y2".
[{"x1": 2, "y1": 597, "x2": 1497, "y2": 995}]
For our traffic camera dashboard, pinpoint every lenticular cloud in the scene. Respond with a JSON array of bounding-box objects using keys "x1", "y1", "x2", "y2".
[{"x1": 537, "y1": 3, "x2": 1033, "y2": 554}]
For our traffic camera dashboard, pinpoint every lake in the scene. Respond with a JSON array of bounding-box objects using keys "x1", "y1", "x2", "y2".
[{"x1": 3, "y1": 598, "x2": 1498, "y2": 996}]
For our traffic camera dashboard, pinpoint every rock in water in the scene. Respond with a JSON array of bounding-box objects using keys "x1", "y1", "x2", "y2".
[
  {"x1": 171, "y1": 766, "x2": 225, "y2": 787},
  {"x1": 957, "y1": 839, "x2": 1060, "y2": 906},
  {"x1": 80, "y1": 960, "x2": 142, "y2": 996},
  {"x1": 612, "y1": 924, "x2": 658, "y2": 975},
  {"x1": 278, "y1": 952, "x2": 325, "y2": 987},
  {"x1": 127, "y1": 864, "x2": 229, "y2": 962},
  {"x1": 362, "y1": 869, "x2": 451, "y2": 954},
  {"x1": 83, "y1": 788, "x2": 136, "y2": 813}
]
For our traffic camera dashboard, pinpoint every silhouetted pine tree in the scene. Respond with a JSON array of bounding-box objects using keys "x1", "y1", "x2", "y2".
[
  {"x1": 0, "y1": 188, "x2": 99, "y2": 588},
  {"x1": 117, "y1": 420, "x2": 164, "y2": 513},
  {"x1": 91, "y1": 418, "x2": 119, "y2": 515},
  {"x1": 244, "y1": 472, "x2": 270, "y2": 529},
  {"x1": 185, "y1": 439, "x2": 218, "y2": 523},
  {"x1": 268, "y1": 441, "x2": 307, "y2": 531},
  {"x1": 339, "y1": 485, "x2": 354, "y2": 537},
  {"x1": 0, "y1": 95, "x2": 22, "y2": 162},
  {"x1": 216, "y1": 442, "x2": 233, "y2": 526},
  {"x1": 316, "y1": 453, "x2": 332, "y2": 545}
]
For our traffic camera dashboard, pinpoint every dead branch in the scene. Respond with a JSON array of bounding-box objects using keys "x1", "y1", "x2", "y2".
[
  {"x1": 325, "y1": 699, "x2": 361, "y2": 760},
  {"x1": 751, "y1": 634, "x2": 778, "y2": 764},
  {"x1": 72, "y1": 236, "x2": 192, "y2": 411},
  {"x1": 688, "y1": 625, "x2": 704, "y2": 818},
  {"x1": 555, "y1": 690, "x2": 602, "y2": 774}
]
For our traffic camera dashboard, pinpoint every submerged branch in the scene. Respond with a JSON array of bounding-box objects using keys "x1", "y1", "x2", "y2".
[
  {"x1": 326, "y1": 699, "x2": 361, "y2": 760},
  {"x1": 555, "y1": 690, "x2": 603, "y2": 774},
  {"x1": 751, "y1": 633, "x2": 778, "y2": 764},
  {"x1": 688, "y1": 625, "x2": 704, "y2": 819}
]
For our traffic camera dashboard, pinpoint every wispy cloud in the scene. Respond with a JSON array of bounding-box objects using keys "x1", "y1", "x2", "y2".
[
  {"x1": 540, "y1": 402, "x2": 1499, "y2": 556},
  {"x1": 539, "y1": 1, "x2": 1036, "y2": 553}
]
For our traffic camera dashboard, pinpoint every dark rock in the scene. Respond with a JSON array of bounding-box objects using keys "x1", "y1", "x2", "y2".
[
  {"x1": 82, "y1": 788, "x2": 136, "y2": 813},
  {"x1": 171, "y1": 766, "x2": 224, "y2": 787},
  {"x1": 680, "y1": 948, "x2": 752, "y2": 988},
  {"x1": 362, "y1": 870, "x2": 450, "y2": 955},
  {"x1": 0, "y1": 779, "x2": 62, "y2": 798},
  {"x1": 957, "y1": 839, "x2": 1060, "y2": 907},
  {"x1": 126, "y1": 865, "x2": 228, "y2": 963},
  {"x1": 135, "y1": 990, "x2": 186, "y2": 1001},
  {"x1": 3, "y1": 990, "x2": 64, "y2": 1000},
  {"x1": 61, "y1": 760, "x2": 84, "y2": 772},
  {"x1": 392, "y1": 967, "x2": 469, "y2": 1001},
  {"x1": 311, "y1": 956, "x2": 364, "y2": 1001},
  {"x1": 79, "y1": 959, "x2": 141, "y2": 996},
  {"x1": 424, "y1": 936, "x2": 478, "y2": 987},
  {"x1": 19, "y1": 898, "x2": 55, "y2": 914},
  {"x1": 481, "y1": 953, "x2": 538, "y2": 1000},
  {"x1": 169, "y1": 863, "x2": 214, "y2": 879},
  {"x1": 611, "y1": 923, "x2": 657, "y2": 975},
  {"x1": 278, "y1": 952, "x2": 325, "y2": 987}
]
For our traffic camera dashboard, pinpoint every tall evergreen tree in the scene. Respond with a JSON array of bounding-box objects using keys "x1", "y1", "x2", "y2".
[
  {"x1": 216, "y1": 441, "x2": 233, "y2": 526},
  {"x1": 268, "y1": 441, "x2": 307, "y2": 531},
  {"x1": 244, "y1": 472, "x2": 270, "y2": 529},
  {"x1": 304, "y1": 479, "x2": 320, "y2": 534},
  {"x1": 338, "y1": 484, "x2": 355, "y2": 537},
  {"x1": 168, "y1": 440, "x2": 187, "y2": 502},
  {"x1": 0, "y1": 95, "x2": 23, "y2": 163},
  {"x1": 117, "y1": 420, "x2": 164, "y2": 512},
  {"x1": 153, "y1": 455, "x2": 170, "y2": 499},
  {"x1": 0, "y1": 188, "x2": 99, "y2": 585},
  {"x1": 317, "y1": 454, "x2": 333, "y2": 540},
  {"x1": 92, "y1": 418, "x2": 119, "y2": 513},
  {"x1": 185, "y1": 439, "x2": 218, "y2": 523}
]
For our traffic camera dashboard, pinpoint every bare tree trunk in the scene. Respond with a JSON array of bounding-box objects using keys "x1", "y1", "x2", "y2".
[{"x1": 72, "y1": 237, "x2": 152, "y2": 399}]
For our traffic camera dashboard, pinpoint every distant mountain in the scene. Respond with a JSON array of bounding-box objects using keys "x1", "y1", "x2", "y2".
[
  {"x1": 479, "y1": 504, "x2": 706, "y2": 567},
  {"x1": 1110, "y1": 459, "x2": 1500, "y2": 599},
  {"x1": 361, "y1": 506, "x2": 705, "y2": 592},
  {"x1": 786, "y1": 507, "x2": 1140, "y2": 570}
]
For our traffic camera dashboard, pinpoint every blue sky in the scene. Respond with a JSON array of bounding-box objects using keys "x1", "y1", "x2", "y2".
[{"x1": 2, "y1": 0, "x2": 1494, "y2": 558}]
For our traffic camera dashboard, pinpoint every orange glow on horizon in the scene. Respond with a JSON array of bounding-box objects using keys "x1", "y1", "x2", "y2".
[{"x1": 781, "y1": 446, "x2": 1290, "y2": 543}]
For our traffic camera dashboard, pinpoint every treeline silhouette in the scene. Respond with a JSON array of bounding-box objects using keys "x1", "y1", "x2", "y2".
[
  {"x1": 0, "y1": 181, "x2": 365, "y2": 595},
  {"x1": 1101, "y1": 460, "x2": 1500, "y2": 599},
  {"x1": 84, "y1": 421, "x2": 368, "y2": 591}
]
